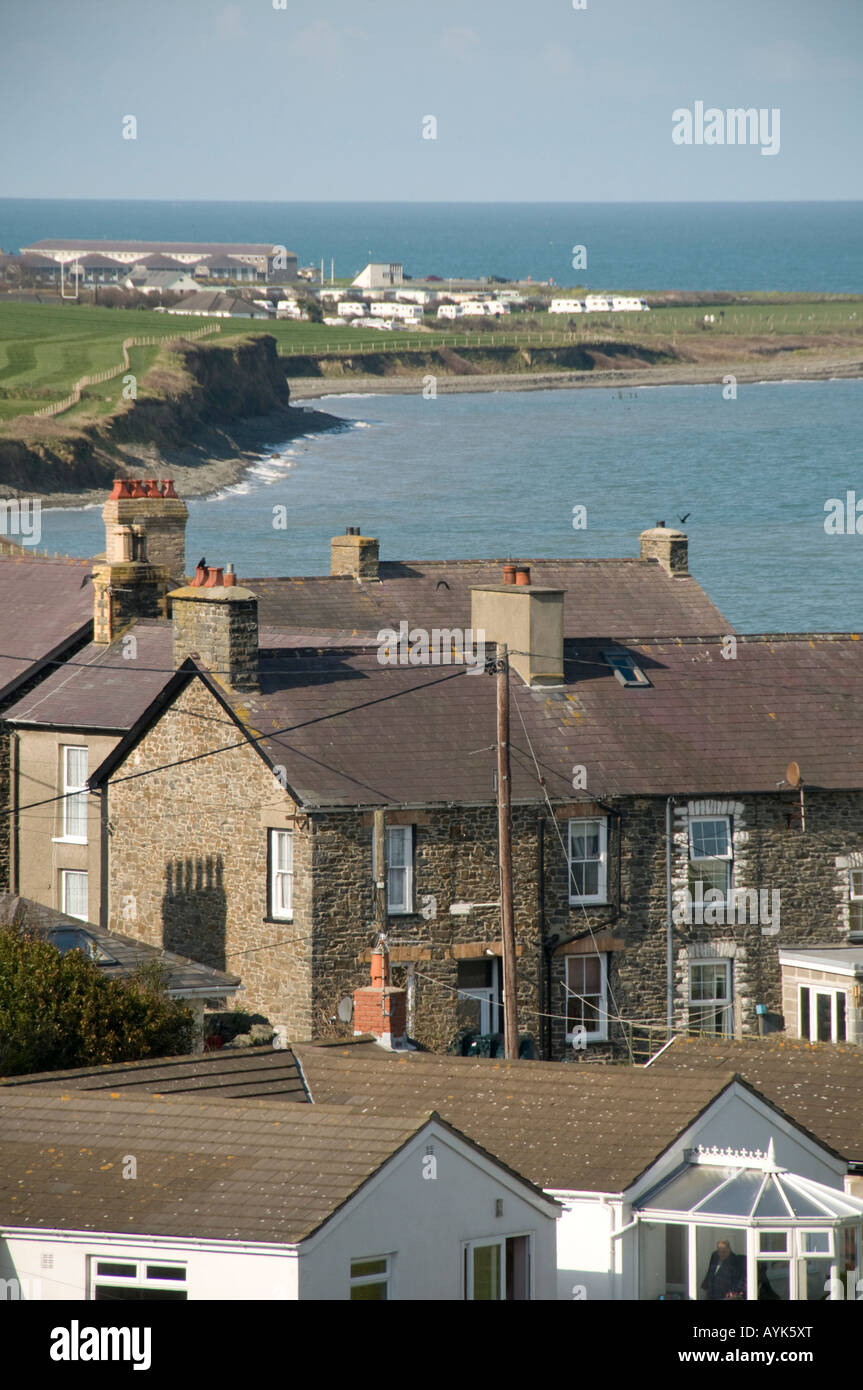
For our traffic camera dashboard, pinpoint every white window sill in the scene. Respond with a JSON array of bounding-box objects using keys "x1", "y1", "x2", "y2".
[
  {"x1": 53, "y1": 836, "x2": 88, "y2": 846},
  {"x1": 569, "y1": 898, "x2": 608, "y2": 908}
]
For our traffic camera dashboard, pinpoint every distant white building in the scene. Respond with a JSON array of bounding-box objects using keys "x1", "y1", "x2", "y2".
[
  {"x1": 369, "y1": 302, "x2": 422, "y2": 323},
  {"x1": 337, "y1": 301, "x2": 368, "y2": 318},
  {"x1": 122, "y1": 269, "x2": 201, "y2": 296},
  {"x1": 352, "y1": 262, "x2": 404, "y2": 290},
  {"x1": 549, "y1": 298, "x2": 586, "y2": 315}
]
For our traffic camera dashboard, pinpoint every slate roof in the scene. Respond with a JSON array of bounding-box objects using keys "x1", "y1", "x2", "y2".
[
  {"x1": 0, "y1": 555, "x2": 93, "y2": 705},
  {"x1": 293, "y1": 1041, "x2": 742, "y2": 1192},
  {"x1": 645, "y1": 1036, "x2": 863, "y2": 1165},
  {"x1": 4, "y1": 620, "x2": 173, "y2": 730},
  {"x1": 168, "y1": 292, "x2": 267, "y2": 316},
  {"x1": 245, "y1": 557, "x2": 731, "y2": 640},
  {"x1": 0, "y1": 895, "x2": 241, "y2": 999},
  {"x1": 0, "y1": 1090, "x2": 436, "y2": 1243},
  {"x1": 0, "y1": 1046, "x2": 305, "y2": 1101},
  {"x1": 193, "y1": 632, "x2": 863, "y2": 808}
]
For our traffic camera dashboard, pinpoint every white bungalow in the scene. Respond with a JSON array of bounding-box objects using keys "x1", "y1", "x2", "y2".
[{"x1": 0, "y1": 1091, "x2": 559, "y2": 1301}]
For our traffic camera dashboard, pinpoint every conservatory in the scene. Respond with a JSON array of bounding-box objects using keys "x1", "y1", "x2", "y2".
[{"x1": 633, "y1": 1140, "x2": 863, "y2": 1301}]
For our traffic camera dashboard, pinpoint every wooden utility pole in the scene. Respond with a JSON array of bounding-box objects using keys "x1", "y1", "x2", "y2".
[
  {"x1": 373, "y1": 808, "x2": 387, "y2": 930},
  {"x1": 496, "y1": 643, "x2": 519, "y2": 1059}
]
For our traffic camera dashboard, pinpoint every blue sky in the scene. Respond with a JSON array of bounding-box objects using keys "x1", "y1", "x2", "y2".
[{"x1": 1, "y1": 0, "x2": 861, "y2": 201}]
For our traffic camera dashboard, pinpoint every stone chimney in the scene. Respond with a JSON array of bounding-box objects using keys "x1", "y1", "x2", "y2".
[
  {"x1": 92, "y1": 481, "x2": 186, "y2": 644},
  {"x1": 330, "y1": 527, "x2": 379, "y2": 579},
  {"x1": 639, "y1": 522, "x2": 689, "y2": 577},
  {"x1": 169, "y1": 562, "x2": 259, "y2": 692},
  {"x1": 471, "y1": 566, "x2": 565, "y2": 687},
  {"x1": 353, "y1": 940, "x2": 407, "y2": 1048},
  {"x1": 103, "y1": 478, "x2": 188, "y2": 578}
]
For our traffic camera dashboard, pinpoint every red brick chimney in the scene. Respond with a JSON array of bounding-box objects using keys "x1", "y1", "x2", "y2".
[{"x1": 353, "y1": 938, "x2": 407, "y2": 1049}]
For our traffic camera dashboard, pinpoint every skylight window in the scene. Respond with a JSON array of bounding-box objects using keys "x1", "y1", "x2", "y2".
[{"x1": 602, "y1": 650, "x2": 651, "y2": 687}]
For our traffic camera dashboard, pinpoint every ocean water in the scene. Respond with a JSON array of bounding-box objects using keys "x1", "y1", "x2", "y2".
[
  {"x1": 38, "y1": 378, "x2": 863, "y2": 634},
  {"x1": 0, "y1": 199, "x2": 861, "y2": 292}
]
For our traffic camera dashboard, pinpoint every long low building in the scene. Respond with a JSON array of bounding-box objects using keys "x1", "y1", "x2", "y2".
[{"x1": 18, "y1": 240, "x2": 298, "y2": 284}]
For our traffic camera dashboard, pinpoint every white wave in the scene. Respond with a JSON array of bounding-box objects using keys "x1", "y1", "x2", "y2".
[
  {"x1": 42, "y1": 501, "x2": 101, "y2": 513},
  {"x1": 210, "y1": 481, "x2": 252, "y2": 500}
]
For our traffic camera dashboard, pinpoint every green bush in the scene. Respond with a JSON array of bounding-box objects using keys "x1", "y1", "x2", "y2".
[{"x1": 0, "y1": 928, "x2": 195, "y2": 1075}]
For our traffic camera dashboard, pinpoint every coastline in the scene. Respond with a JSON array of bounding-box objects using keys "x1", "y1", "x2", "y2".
[
  {"x1": 35, "y1": 405, "x2": 342, "y2": 511},
  {"x1": 287, "y1": 352, "x2": 863, "y2": 400},
  {"x1": 21, "y1": 350, "x2": 863, "y2": 512}
]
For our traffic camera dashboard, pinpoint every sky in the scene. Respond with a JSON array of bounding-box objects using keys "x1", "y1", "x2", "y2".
[{"x1": 1, "y1": 0, "x2": 861, "y2": 202}]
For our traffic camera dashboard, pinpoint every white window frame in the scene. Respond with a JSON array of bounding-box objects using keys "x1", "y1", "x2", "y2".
[
  {"x1": 463, "y1": 1234, "x2": 532, "y2": 1301},
  {"x1": 88, "y1": 1256, "x2": 187, "y2": 1300},
  {"x1": 798, "y1": 983, "x2": 847, "y2": 1043},
  {"x1": 688, "y1": 815, "x2": 733, "y2": 898},
  {"x1": 349, "y1": 1254, "x2": 391, "y2": 1300},
  {"x1": 567, "y1": 817, "x2": 608, "y2": 905},
  {"x1": 688, "y1": 958, "x2": 733, "y2": 1037},
  {"x1": 373, "y1": 825, "x2": 414, "y2": 915},
  {"x1": 849, "y1": 869, "x2": 863, "y2": 938},
  {"x1": 61, "y1": 869, "x2": 88, "y2": 923},
  {"x1": 269, "y1": 828, "x2": 293, "y2": 921},
  {"x1": 564, "y1": 953, "x2": 608, "y2": 1043},
  {"x1": 58, "y1": 745, "x2": 89, "y2": 843}
]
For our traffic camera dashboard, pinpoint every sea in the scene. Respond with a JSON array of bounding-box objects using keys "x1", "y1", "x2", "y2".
[
  {"x1": 34, "y1": 378, "x2": 863, "y2": 636},
  {"x1": 2, "y1": 199, "x2": 861, "y2": 634},
  {"x1": 1, "y1": 198, "x2": 861, "y2": 292}
]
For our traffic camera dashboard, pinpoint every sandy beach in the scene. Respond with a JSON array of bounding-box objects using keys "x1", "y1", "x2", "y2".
[{"x1": 287, "y1": 352, "x2": 863, "y2": 401}]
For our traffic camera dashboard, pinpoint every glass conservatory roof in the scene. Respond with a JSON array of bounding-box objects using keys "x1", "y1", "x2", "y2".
[{"x1": 636, "y1": 1141, "x2": 863, "y2": 1224}]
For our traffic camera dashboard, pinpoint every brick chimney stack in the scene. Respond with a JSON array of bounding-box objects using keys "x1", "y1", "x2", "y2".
[
  {"x1": 353, "y1": 939, "x2": 408, "y2": 1048},
  {"x1": 330, "y1": 527, "x2": 380, "y2": 579},
  {"x1": 639, "y1": 523, "x2": 689, "y2": 577},
  {"x1": 170, "y1": 563, "x2": 259, "y2": 692}
]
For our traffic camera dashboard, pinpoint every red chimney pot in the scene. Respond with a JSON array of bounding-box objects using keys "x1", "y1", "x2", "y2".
[
  {"x1": 160, "y1": 479, "x2": 179, "y2": 499},
  {"x1": 223, "y1": 563, "x2": 237, "y2": 588},
  {"x1": 191, "y1": 564, "x2": 207, "y2": 587},
  {"x1": 503, "y1": 564, "x2": 517, "y2": 585},
  {"x1": 129, "y1": 480, "x2": 147, "y2": 499},
  {"x1": 144, "y1": 479, "x2": 161, "y2": 498},
  {"x1": 109, "y1": 478, "x2": 132, "y2": 500},
  {"x1": 515, "y1": 565, "x2": 531, "y2": 586},
  {"x1": 204, "y1": 566, "x2": 224, "y2": 588}
]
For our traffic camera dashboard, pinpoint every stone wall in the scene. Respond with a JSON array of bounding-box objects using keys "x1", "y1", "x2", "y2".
[
  {"x1": 106, "y1": 676, "x2": 313, "y2": 1036},
  {"x1": 101, "y1": 673, "x2": 863, "y2": 1057}
]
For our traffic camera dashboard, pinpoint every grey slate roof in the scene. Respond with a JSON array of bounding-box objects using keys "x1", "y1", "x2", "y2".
[
  {"x1": 293, "y1": 1041, "x2": 743, "y2": 1192},
  {"x1": 0, "y1": 1046, "x2": 306, "y2": 1102},
  {"x1": 204, "y1": 632, "x2": 863, "y2": 808},
  {"x1": 0, "y1": 894, "x2": 241, "y2": 999},
  {"x1": 245, "y1": 557, "x2": 732, "y2": 640},
  {"x1": 0, "y1": 1090, "x2": 434, "y2": 1243},
  {"x1": 4, "y1": 621, "x2": 173, "y2": 730},
  {"x1": 0, "y1": 555, "x2": 93, "y2": 704},
  {"x1": 645, "y1": 1035, "x2": 863, "y2": 1165},
  {"x1": 168, "y1": 292, "x2": 267, "y2": 316}
]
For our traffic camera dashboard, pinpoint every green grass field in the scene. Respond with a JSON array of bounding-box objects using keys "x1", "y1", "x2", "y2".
[{"x1": 0, "y1": 296, "x2": 860, "y2": 424}]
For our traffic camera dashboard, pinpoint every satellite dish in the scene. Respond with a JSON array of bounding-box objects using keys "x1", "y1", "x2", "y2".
[
  {"x1": 786, "y1": 761, "x2": 801, "y2": 788},
  {"x1": 337, "y1": 996, "x2": 353, "y2": 1023}
]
